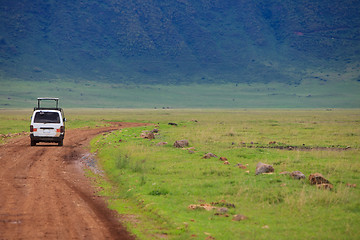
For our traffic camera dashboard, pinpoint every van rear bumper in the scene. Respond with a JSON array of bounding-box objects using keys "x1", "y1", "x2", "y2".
[{"x1": 30, "y1": 134, "x2": 64, "y2": 143}]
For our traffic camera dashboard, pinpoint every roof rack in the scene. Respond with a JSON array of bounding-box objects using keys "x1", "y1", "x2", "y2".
[{"x1": 34, "y1": 98, "x2": 62, "y2": 111}]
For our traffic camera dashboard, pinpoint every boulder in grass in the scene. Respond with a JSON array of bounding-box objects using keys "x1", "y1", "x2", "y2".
[
  {"x1": 173, "y1": 140, "x2": 189, "y2": 148},
  {"x1": 316, "y1": 183, "x2": 334, "y2": 190},
  {"x1": 308, "y1": 173, "x2": 330, "y2": 185},
  {"x1": 147, "y1": 132, "x2": 155, "y2": 140},
  {"x1": 232, "y1": 214, "x2": 248, "y2": 221},
  {"x1": 219, "y1": 157, "x2": 227, "y2": 161},
  {"x1": 188, "y1": 204, "x2": 216, "y2": 211},
  {"x1": 290, "y1": 171, "x2": 306, "y2": 180},
  {"x1": 255, "y1": 162, "x2": 274, "y2": 175},
  {"x1": 346, "y1": 183, "x2": 356, "y2": 188},
  {"x1": 217, "y1": 207, "x2": 229, "y2": 214},
  {"x1": 156, "y1": 142, "x2": 168, "y2": 146},
  {"x1": 140, "y1": 131, "x2": 155, "y2": 140},
  {"x1": 151, "y1": 128, "x2": 159, "y2": 133},
  {"x1": 236, "y1": 163, "x2": 247, "y2": 169},
  {"x1": 202, "y1": 153, "x2": 218, "y2": 159}
]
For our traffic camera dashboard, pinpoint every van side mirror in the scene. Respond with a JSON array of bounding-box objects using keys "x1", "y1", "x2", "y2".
[{"x1": 63, "y1": 118, "x2": 67, "y2": 122}]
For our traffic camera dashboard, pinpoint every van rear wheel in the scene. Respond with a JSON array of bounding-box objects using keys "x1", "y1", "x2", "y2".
[
  {"x1": 31, "y1": 140, "x2": 36, "y2": 146},
  {"x1": 58, "y1": 140, "x2": 63, "y2": 146}
]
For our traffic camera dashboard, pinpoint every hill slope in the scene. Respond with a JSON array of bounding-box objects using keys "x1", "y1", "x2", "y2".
[{"x1": 0, "y1": 0, "x2": 359, "y2": 84}]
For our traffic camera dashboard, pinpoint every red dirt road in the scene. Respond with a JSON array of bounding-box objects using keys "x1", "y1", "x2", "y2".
[{"x1": 0, "y1": 123, "x2": 147, "y2": 239}]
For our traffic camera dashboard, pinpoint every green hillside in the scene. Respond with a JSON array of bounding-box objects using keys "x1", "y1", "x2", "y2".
[{"x1": 0, "y1": 0, "x2": 359, "y2": 85}]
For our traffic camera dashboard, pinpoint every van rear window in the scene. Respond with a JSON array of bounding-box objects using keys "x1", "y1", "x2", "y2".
[{"x1": 34, "y1": 112, "x2": 60, "y2": 123}]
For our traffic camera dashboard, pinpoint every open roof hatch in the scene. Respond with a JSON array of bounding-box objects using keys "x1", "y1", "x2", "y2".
[{"x1": 34, "y1": 98, "x2": 62, "y2": 111}]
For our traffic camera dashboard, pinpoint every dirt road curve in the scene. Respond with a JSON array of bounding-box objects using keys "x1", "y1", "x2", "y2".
[{"x1": 0, "y1": 123, "x2": 147, "y2": 240}]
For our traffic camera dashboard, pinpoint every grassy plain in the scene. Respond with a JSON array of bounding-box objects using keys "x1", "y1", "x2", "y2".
[
  {"x1": 1, "y1": 109, "x2": 359, "y2": 239},
  {"x1": 87, "y1": 109, "x2": 360, "y2": 239},
  {"x1": 1, "y1": 78, "x2": 360, "y2": 108}
]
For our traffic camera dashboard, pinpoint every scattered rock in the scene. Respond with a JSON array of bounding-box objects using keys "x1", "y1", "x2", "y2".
[
  {"x1": 202, "y1": 153, "x2": 217, "y2": 159},
  {"x1": 316, "y1": 183, "x2": 334, "y2": 190},
  {"x1": 211, "y1": 201, "x2": 235, "y2": 208},
  {"x1": 151, "y1": 128, "x2": 159, "y2": 133},
  {"x1": 188, "y1": 204, "x2": 216, "y2": 211},
  {"x1": 219, "y1": 157, "x2": 227, "y2": 161},
  {"x1": 235, "y1": 163, "x2": 247, "y2": 169},
  {"x1": 223, "y1": 161, "x2": 230, "y2": 165},
  {"x1": 308, "y1": 173, "x2": 330, "y2": 185},
  {"x1": 346, "y1": 183, "x2": 356, "y2": 188},
  {"x1": 214, "y1": 212, "x2": 229, "y2": 217},
  {"x1": 232, "y1": 214, "x2": 248, "y2": 221},
  {"x1": 262, "y1": 225, "x2": 270, "y2": 229},
  {"x1": 156, "y1": 142, "x2": 168, "y2": 146},
  {"x1": 140, "y1": 131, "x2": 155, "y2": 139},
  {"x1": 173, "y1": 140, "x2": 189, "y2": 148},
  {"x1": 168, "y1": 122, "x2": 178, "y2": 126},
  {"x1": 217, "y1": 207, "x2": 228, "y2": 214},
  {"x1": 290, "y1": 171, "x2": 306, "y2": 180},
  {"x1": 189, "y1": 201, "x2": 236, "y2": 215},
  {"x1": 0, "y1": 132, "x2": 28, "y2": 139},
  {"x1": 185, "y1": 147, "x2": 196, "y2": 150},
  {"x1": 255, "y1": 162, "x2": 274, "y2": 175},
  {"x1": 188, "y1": 150, "x2": 195, "y2": 154}
]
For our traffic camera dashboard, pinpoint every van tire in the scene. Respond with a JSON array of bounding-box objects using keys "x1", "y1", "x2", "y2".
[
  {"x1": 58, "y1": 140, "x2": 63, "y2": 146},
  {"x1": 31, "y1": 140, "x2": 36, "y2": 146}
]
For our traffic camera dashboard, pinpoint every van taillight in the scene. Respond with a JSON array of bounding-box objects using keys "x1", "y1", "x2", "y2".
[
  {"x1": 60, "y1": 126, "x2": 65, "y2": 133},
  {"x1": 30, "y1": 125, "x2": 37, "y2": 132}
]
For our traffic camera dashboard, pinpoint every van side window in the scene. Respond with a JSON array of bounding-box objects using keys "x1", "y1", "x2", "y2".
[{"x1": 34, "y1": 112, "x2": 60, "y2": 123}]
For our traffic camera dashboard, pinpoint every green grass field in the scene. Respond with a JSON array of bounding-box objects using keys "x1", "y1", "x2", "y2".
[
  {"x1": 87, "y1": 109, "x2": 360, "y2": 239},
  {"x1": 1, "y1": 77, "x2": 360, "y2": 108},
  {"x1": 1, "y1": 109, "x2": 359, "y2": 239}
]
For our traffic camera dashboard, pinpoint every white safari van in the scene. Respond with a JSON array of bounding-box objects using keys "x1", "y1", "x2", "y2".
[{"x1": 30, "y1": 98, "x2": 66, "y2": 146}]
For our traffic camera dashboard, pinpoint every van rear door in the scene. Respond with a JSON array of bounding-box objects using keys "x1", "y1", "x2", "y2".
[{"x1": 32, "y1": 111, "x2": 62, "y2": 137}]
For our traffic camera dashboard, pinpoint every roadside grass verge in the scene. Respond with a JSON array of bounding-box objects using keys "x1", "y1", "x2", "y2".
[{"x1": 91, "y1": 109, "x2": 360, "y2": 239}]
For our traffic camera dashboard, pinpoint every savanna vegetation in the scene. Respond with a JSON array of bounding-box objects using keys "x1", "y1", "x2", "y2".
[
  {"x1": 86, "y1": 109, "x2": 360, "y2": 239},
  {"x1": 1, "y1": 109, "x2": 359, "y2": 239}
]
